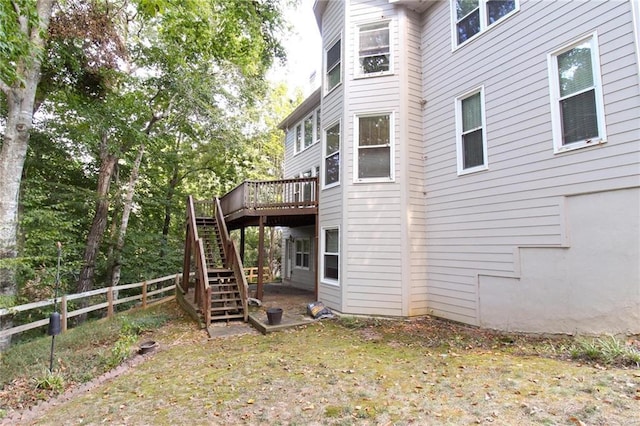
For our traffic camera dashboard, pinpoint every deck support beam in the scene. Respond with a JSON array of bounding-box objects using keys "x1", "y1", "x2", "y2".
[
  {"x1": 240, "y1": 227, "x2": 246, "y2": 263},
  {"x1": 256, "y1": 216, "x2": 265, "y2": 300}
]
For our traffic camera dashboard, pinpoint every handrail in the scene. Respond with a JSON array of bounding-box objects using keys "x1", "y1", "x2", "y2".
[
  {"x1": 215, "y1": 197, "x2": 249, "y2": 321},
  {"x1": 185, "y1": 195, "x2": 210, "y2": 324}
]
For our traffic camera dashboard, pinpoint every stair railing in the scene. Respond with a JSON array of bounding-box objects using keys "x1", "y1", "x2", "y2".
[
  {"x1": 214, "y1": 197, "x2": 249, "y2": 321},
  {"x1": 186, "y1": 196, "x2": 211, "y2": 324}
]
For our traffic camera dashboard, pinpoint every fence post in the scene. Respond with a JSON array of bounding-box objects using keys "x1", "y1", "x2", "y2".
[
  {"x1": 107, "y1": 287, "x2": 114, "y2": 317},
  {"x1": 142, "y1": 281, "x2": 147, "y2": 308},
  {"x1": 61, "y1": 295, "x2": 68, "y2": 333}
]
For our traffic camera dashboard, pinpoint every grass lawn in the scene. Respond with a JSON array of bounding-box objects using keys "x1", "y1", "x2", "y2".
[{"x1": 1, "y1": 302, "x2": 639, "y2": 425}]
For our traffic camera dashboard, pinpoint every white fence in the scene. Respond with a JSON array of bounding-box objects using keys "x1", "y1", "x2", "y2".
[{"x1": 0, "y1": 274, "x2": 180, "y2": 340}]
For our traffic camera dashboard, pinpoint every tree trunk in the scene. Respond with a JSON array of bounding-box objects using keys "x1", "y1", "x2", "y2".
[
  {"x1": 0, "y1": 0, "x2": 55, "y2": 350},
  {"x1": 105, "y1": 166, "x2": 121, "y2": 286},
  {"x1": 76, "y1": 133, "x2": 118, "y2": 299},
  {"x1": 110, "y1": 144, "x2": 145, "y2": 287}
]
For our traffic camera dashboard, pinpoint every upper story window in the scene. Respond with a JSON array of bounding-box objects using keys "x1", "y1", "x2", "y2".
[
  {"x1": 357, "y1": 21, "x2": 391, "y2": 76},
  {"x1": 325, "y1": 38, "x2": 341, "y2": 93},
  {"x1": 453, "y1": 0, "x2": 518, "y2": 47},
  {"x1": 355, "y1": 113, "x2": 393, "y2": 182},
  {"x1": 455, "y1": 87, "x2": 488, "y2": 175},
  {"x1": 548, "y1": 33, "x2": 606, "y2": 153},
  {"x1": 324, "y1": 121, "x2": 340, "y2": 188},
  {"x1": 294, "y1": 108, "x2": 321, "y2": 154}
]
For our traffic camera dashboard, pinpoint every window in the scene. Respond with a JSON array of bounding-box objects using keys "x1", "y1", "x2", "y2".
[
  {"x1": 357, "y1": 21, "x2": 391, "y2": 76},
  {"x1": 324, "y1": 121, "x2": 340, "y2": 187},
  {"x1": 304, "y1": 114, "x2": 314, "y2": 149},
  {"x1": 325, "y1": 38, "x2": 341, "y2": 92},
  {"x1": 453, "y1": 0, "x2": 517, "y2": 46},
  {"x1": 548, "y1": 33, "x2": 606, "y2": 152},
  {"x1": 322, "y1": 228, "x2": 339, "y2": 283},
  {"x1": 455, "y1": 87, "x2": 488, "y2": 174},
  {"x1": 315, "y1": 108, "x2": 321, "y2": 144},
  {"x1": 295, "y1": 123, "x2": 303, "y2": 153},
  {"x1": 294, "y1": 108, "x2": 321, "y2": 154},
  {"x1": 295, "y1": 239, "x2": 310, "y2": 269},
  {"x1": 355, "y1": 113, "x2": 393, "y2": 181}
]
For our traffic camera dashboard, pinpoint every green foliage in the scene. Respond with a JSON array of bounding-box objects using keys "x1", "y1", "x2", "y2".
[
  {"x1": 570, "y1": 336, "x2": 640, "y2": 366},
  {"x1": 0, "y1": 295, "x2": 16, "y2": 309},
  {"x1": 0, "y1": 0, "x2": 40, "y2": 85},
  {"x1": 0, "y1": 303, "x2": 173, "y2": 387},
  {"x1": 105, "y1": 313, "x2": 170, "y2": 369},
  {"x1": 33, "y1": 368, "x2": 65, "y2": 393},
  {"x1": 8, "y1": 0, "x2": 291, "y2": 303}
]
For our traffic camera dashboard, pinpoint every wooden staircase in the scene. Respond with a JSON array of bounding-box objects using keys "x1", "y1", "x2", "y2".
[
  {"x1": 183, "y1": 197, "x2": 249, "y2": 325},
  {"x1": 196, "y1": 218, "x2": 244, "y2": 321}
]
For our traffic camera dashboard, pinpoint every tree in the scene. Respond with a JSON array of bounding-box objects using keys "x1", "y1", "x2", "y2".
[
  {"x1": 41, "y1": 0, "x2": 288, "y2": 299},
  {"x1": 0, "y1": 0, "x2": 55, "y2": 349}
]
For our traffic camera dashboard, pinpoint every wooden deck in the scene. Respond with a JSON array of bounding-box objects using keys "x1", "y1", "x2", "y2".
[{"x1": 218, "y1": 178, "x2": 318, "y2": 229}]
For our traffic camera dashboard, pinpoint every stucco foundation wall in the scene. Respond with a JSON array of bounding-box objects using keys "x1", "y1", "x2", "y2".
[{"x1": 479, "y1": 188, "x2": 640, "y2": 334}]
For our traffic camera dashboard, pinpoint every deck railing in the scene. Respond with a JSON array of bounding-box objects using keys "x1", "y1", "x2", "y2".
[
  {"x1": 184, "y1": 196, "x2": 211, "y2": 324},
  {"x1": 219, "y1": 177, "x2": 318, "y2": 217}
]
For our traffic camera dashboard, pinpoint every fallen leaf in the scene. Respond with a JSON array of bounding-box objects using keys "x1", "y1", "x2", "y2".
[{"x1": 568, "y1": 416, "x2": 586, "y2": 426}]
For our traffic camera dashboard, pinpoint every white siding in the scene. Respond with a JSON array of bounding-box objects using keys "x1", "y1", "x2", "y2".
[
  {"x1": 421, "y1": 0, "x2": 640, "y2": 327},
  {"x1": 342, "y1": 0, "x2": 406, "y2": 316},
  {"x1": 403, "y1": 7, "x2": 428, "y2": 316},
  {"x1": 318, "y1": 0, "x2": 346, "y2": 310}
]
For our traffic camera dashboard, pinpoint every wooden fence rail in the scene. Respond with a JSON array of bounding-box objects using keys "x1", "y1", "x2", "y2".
[
  {"x1": 0, "y1": 273, "x2": 180, "y2": 341},
  {"x1": 243, "y1": 266, "x2": 272, "y2": 284}
]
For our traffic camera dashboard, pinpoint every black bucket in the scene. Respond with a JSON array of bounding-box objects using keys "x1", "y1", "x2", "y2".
[{"x1": 266, "y1": 308, "x2": 283, "y2": 325}]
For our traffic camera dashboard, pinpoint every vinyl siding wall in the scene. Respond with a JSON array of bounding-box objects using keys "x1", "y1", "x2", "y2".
[
  {"x1": 403, "y1": 8, "x2": 429, "y2": 316},
  {"x1": 318, "y1": 0, "x2": 345, "y2": 309},
  {"x1": 343, "y1": 0, "x2": 405, "y2": 316},
  {"x1": 421, "y1": 0, "x2": 640, "y2": 329}
]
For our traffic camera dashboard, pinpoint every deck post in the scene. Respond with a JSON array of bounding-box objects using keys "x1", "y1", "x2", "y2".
[
  {"x1": 182, "y1": 217, "x2": 192, "y2": 292},
  {"x1": 240, "y1": 227, "x2": 246, "y2": 263},
  {"x1": 257, "y1": 215, "x2": 265, "y2": 300},
  {"x1": 314, "y1": 176, "x2": 319, "y2": 300}
]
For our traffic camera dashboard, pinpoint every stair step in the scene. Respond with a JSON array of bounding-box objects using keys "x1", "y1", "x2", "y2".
[
  {"x1": 211, "y1": 296, "x2": 241, "y2": 303},
  {"x1": 211, "y1": 291, "x2": 240, "y2": 297},
  {"x1": 210, "y1": 306, "x2": 242, "y2": 313},
  {"x1": 209, "y1": 313, "x2": 245, "y2": 321}
]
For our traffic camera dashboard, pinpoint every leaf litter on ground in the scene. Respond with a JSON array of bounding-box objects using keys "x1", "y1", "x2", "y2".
[{"x1": 1, "y1": 303, "x2": 639, "y2": 425}]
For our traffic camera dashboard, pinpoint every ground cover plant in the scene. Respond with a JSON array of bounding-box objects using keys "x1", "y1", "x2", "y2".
[
  {"x1": 1, "y1": 303, "x2": 639, "y2": 425},
  {"x1": 0, "y1": 304, "x2": 172, "y2": 416}
]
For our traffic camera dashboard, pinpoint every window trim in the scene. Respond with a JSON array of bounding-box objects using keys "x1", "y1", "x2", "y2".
[
  {"x1": 293, "y1": 107, "x2": 321, "y2": 155},
  {"x1": 353, "y1": 111, "x2": 395, "y2": 183},
  {"x1": 324, "y1": 35, "x2": 342, "y2": 94},
  {"x1": 355, "y1": 19, "x2": 393, "y2": 78},
  {"x1": 323, "y1": 119, "x2": 341, "y2": 189},
  {"x1": 450, "y1": 0, "x2": 519, "y2": 50},
  {"x1": 547, "y1": 32, "x2": 607, "y2": 154},
  {"x1": 321, "y1": 226, "x2": 340, "y2": 286},
  {"x1": 294, "y1": 238, "x2": 311, "y2": 270},
  {"x1": 455, "y1": 86, "x2": 488, "y2": 175}
]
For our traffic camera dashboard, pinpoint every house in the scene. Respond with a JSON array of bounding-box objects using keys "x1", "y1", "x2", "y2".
[{"x1": 276, "y1": 0, "x2": 640, "y2": 335}]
